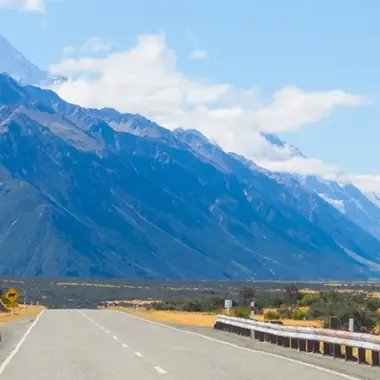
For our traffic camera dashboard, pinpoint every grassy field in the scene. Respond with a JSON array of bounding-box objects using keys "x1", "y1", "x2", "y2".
[
  {"x1": 113, "y1": 307, "x2": 218, "y2": 327},
  {"x1": 0, "y1": 305, "x2": 44, "y2": 323},
  {"x1": 113, "y1": 306, "x2": 324, "y2": 328}
]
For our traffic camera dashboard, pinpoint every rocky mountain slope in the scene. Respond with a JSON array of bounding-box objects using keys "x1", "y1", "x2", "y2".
[
  {"x1": 259, "y1": 133, "x2": 380, "y2": 241},
  {"x1": 0, "y1": 33, "x2": 66, "y2": 86},
  {"x1": 1, "y1": 73, "x2": 380, "y2": 279}
]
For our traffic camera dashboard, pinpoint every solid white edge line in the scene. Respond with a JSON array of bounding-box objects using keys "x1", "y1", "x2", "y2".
[
  {"x1": 115, "y1": 310, "x2": 363, "y2": 380},
  {"x1": 0, "y1": 309, "x2": 46, "y2": 376},
  {"x1": 154, "y1": 366, "x2": 168, "y2": 375}
]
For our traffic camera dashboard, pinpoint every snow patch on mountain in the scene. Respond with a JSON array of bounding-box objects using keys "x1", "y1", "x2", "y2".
[
  {"x1": 317, "y1": 193, "x2": 346, "y2": 213},
  {"x1": 0, "y1": 33, "x2": 66, "y2": 86}
]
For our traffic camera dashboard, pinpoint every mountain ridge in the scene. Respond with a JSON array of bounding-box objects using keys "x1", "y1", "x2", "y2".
[
  {"x1": 259, "y1": 133, "x2": 380, "y2": 242},
  {"x1": 0, "y1": 34, "x2": 66, "y2": 86}
]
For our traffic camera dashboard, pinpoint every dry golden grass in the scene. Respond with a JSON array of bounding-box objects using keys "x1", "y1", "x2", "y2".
[
  {"x1": 254, "y1": 314, "x2": 322, "y2": 327},
  {"x1": 0, "y1": 305, "x2": 45, "y2": 323},
  {"x1": 113, "y1": 307, "x2": 217, "y2": 327},
  {"x1": 113, "y1": 307, "x2": 378, "y2": 364}
]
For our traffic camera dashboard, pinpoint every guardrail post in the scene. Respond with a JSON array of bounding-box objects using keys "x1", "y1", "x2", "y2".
[
  {"x1": 358, "y1": 348, "x2": 366, "y2": 364},
  {"x1": 322, "y1": 342, "x2": 330, "y2": 355},
  {"x1": 298, "y1": 339, "x2": 306, "y2": 352},
  {"x1": 332, "y1": 344, "x2": 342, "y2": 358},
  {"x1": 291, "y1": 338, "x2": 299, "y2": 350},
  {"x1": 345, "y1": 346, "x2": 354, "y2": 361},
  {"x1": 283, "y1": 337, "x2": 290, "y2": 348},
  {"x1": 306, "y1": 340, "x2": 315, "y2": 353},
  {"x1": 371, "y1": 350, "x2": 379, "y2": 366}
]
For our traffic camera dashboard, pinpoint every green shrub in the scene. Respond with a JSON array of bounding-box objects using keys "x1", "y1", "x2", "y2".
[
  {"x1": 264, "y1": 311, "x2": 281, "y2": 320},
  {"x1": 278, "y1": 305, "x2": 292, "y2": 319},
  {"x1": 291, "y1": 309, "x2": 307, "y2": 320},
  {"x1": 297, "y1": 292, "x2": 321, "y2": 306},
  {"x1": 235, "y1": 307, "x2": 250, "y2": 319}
]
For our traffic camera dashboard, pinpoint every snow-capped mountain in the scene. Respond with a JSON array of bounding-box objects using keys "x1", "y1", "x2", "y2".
[
  {"x1": 260, "y1": 133, "x2": 380, "y2": 241},
  {"x1": 0, "y1": 33, "x2": 66, "y2": 86}
]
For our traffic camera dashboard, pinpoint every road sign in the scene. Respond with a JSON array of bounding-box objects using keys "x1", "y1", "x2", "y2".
[
  {"x1": 224, "y1": 300, "x2": 232, "y2": 309},
  {"x1": 3, "y1": 288, "x2": 20, "y2": 306}
]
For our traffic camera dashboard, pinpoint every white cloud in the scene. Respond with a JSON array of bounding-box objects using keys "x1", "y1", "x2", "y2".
[
  {"x1": 80, "y1": 37, "x2": 116, "y2": 54},
  {"x1": 0, "y1": 0, "x2": 45, "y2": 12},
  {"x1": 62, "y1": 46, "x2": 75, "y2": 56},
  {"x1": 50, "y1": 33, "x2": 378, "y2": 193},
  {"x1": 189, "y1": 49, "x2": 208, "y2": 60},
  {"x1": 61, "y1": 37, "x2": 115, "y2": 56},
  {"x1": 352, "y1": 175, "x2": 380, "y2": 194},
  {"x1": 254, "y1": 86, "x2": 371, "y2": 132}
]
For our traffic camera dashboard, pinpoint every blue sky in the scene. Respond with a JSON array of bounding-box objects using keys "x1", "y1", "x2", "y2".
[{"x1": 0, "y1": 0, "x2": 379, "y2": 189}]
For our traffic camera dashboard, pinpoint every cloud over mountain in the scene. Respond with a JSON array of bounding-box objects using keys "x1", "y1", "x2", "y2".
[{"x1": 50, "y1": 33, "x2": 378, "y2": 193}]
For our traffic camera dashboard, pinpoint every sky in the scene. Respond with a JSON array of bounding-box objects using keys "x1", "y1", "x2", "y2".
[{"x1": 0, "y1": 0, "x2": 379, "y2": 192}]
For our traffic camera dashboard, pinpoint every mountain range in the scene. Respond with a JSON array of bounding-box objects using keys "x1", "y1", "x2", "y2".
[
  {"x1": 1, "y1": 72, "x2": 380, "y2": 279},
  {"x1": 1, "y1": 35, "x2": 380, "y2": 280}
]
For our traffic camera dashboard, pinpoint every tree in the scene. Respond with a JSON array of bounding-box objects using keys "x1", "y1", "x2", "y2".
[
  {"x1": 238, "y1": 287, "x2": 255, "y2": 306},
  {"x1": 284, "y1": 285, "x2": 302, "y2": 307}
]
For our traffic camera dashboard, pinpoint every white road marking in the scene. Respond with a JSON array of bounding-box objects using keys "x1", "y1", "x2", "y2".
[
  {"x1": 122, "y1": 343, "x2": 129, "y2": 348},
  {"x1": 116, "y1": 311, "x2": 362, "y2": 380},
  {"x1": 154, "y1": 366, "x2": 168, "y2": 375},
  {"x1": 105, "y1": 330, "x2": 110, "y2": 333},
  {"x1": 113, "y1": 335, "x2": 119, "y2": 340},
  {"x1": 135, "y1": 352, "x2": 143, "y2": 358},
  {"x1": 0, "y1": 309, "x2": 45, "y2": 377}
]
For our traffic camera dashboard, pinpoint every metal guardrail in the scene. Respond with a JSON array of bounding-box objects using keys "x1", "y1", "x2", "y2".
[{"x1": 214, "y1": 315, "x2": 380, "y2": 365}]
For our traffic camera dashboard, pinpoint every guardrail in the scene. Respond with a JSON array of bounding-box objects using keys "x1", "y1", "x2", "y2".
[{"x1": 213, "y1": 315, "x2": 380, "y2": 366}]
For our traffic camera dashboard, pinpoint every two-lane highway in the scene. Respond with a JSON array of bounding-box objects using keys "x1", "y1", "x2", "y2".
[{"x1": 0, "y1": 310, "x2": 372, "y2": 379}]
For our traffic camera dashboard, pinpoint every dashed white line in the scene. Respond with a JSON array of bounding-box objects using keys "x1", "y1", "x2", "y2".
[
  {"x1": 135, "y1": 352, "x2": 143, "y2": 358},
  {"x1": 113, "y1": 335, "x2": 119, "y2": 340},
  {"x1": 122, "y1": 343, "x2": 129, "y2": 348},
  {"x1": 154, "y1": 366, "x2": 168, "y2": 375},
  {"x1": 105, "y1": 330, "x2": 110, "y2": 333},
  {"x1": 117, "y1": 310, "x2": 362, "y2": 380}
]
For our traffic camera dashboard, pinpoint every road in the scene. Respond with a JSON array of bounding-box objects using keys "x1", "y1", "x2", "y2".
[{"x1": 0, "y1": 309, "x2": 376, "y2": 380}]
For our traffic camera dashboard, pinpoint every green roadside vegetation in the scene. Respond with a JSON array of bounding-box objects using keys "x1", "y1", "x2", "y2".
[{"x1": 146, "y1": 285, "x2": 380, "y2": 333}]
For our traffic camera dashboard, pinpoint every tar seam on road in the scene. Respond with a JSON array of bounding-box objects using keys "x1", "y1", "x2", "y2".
[
  {"x1": 115, "y1": 310, "x2": 364, "y2": 380},
  {"x1": 0, "y1": 309, "x2": 45, "y2": 377}
]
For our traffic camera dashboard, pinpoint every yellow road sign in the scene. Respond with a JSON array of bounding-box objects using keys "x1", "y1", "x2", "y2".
[{"x1": 3, "y1": 288, "x2": 20, "y2": 306}]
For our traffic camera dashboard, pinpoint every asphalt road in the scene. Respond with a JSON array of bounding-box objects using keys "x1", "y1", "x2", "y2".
[{"x1": 0, "y1": 309, "x2": 377, "y2": 380}]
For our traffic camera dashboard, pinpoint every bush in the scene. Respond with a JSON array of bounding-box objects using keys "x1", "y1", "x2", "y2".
[
  {"x1": 278, "y1": 305, "x2": 292, "y2": 319},
  {"x1": 235, "y1": 307, "x2": 250, "y2": 318},
  {"x1": 291, "y1": 309, "x2": 307, "y2": 320},
  {"x1": 264, "y1": 311, "x2": 281, "y2": 320},
  {"x1": 297, "y1": 292, "x2": 321, "y2": 306}
]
